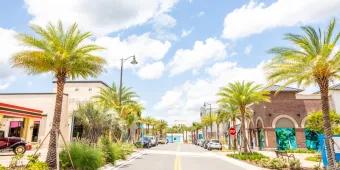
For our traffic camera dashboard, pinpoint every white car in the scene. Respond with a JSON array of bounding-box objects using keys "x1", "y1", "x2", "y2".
[{"x1": 207, "y1": 139, "x2": 222, "y2": 150}]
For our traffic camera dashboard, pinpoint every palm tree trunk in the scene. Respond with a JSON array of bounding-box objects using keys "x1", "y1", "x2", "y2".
[
  {"x1": 210, "y1": 123, "x2": 213, "y2": 140},
  {"x1": 46, "y1": 74, "x2": 66, "y2": 169},
  {"x1": 147, "y1": 124, "x2": 149, "y2": 135},
  {"x1": 205, "y1": 126, "x2": 208, "y2": 140},
  {"x1": 228, "y1": 121, "x2": 231, "y2": 149},
  {"x1": 318, "y1": 80, "x2": 336, "y2": 169},
  {"x1": 240, "y1": 106, "x2": 249, "y2": 153},
  {"x1": 217, "y1": 123, "x2": 220, "y2": 141},
  {"x1": 233, "y1": 119, "x2": 237, "y2": 150}
]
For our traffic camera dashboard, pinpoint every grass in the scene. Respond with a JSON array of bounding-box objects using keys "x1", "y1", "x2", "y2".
[
  {"x1": 305, "y1": 155, "x2": 321, "y2": 162},
  {"x1": 285, "y1": 148, "x2": 316, "y2": 154}
]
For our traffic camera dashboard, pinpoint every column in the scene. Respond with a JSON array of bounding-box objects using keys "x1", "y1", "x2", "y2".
[
  {"x1": 265, "y1": 128, "x2": 277, "y2": 149},
  {"x1": 295, "y1": 128, "x2": 306, "y2": 148},
  {"x1": 21, "y1": 118, "x2": 34, "y2": 142}
]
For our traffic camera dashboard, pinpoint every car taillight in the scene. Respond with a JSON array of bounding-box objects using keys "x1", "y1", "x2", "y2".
[{"x1": 25, "y1": 143, "x2": 32, "y2": 150}]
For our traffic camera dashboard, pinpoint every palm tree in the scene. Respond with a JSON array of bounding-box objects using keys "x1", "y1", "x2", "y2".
[
  {"x1": 95, "y1": 82, "x2": 138, "y2": 111},
  {"x1": 11, "y1": 22, "x2": 105, "y2": 168},
  {"x1": 216, "y1": 111, "x2": 225, "y2": 141},
  {"x1": 265, "y1": 19, "x2": 339, "y2": 168},
  {"x1": 121, "y1": 103, "x2": 144, "y2": 141},
  {"x1": 201, "y1": 114, "x2": 217, "y2": 139},
  {"x1": 218, "y1": 81, "x2": 269, "y2": 152},
  {"x1": 142, "y1": 117, "x2": 155, "y2": 135},
  {"x1": 156, "y1": 120, "x2": 168, "y2": 138}
]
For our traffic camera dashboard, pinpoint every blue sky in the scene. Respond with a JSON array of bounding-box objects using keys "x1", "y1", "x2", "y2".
[{"x1": 0, "y1": 0, "x2": 339, "y2": 124}]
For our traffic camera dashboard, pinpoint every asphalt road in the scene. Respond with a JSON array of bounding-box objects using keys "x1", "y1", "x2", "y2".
[{"x1": 115, "y1": 143, "x2": 258, "y2": 170}]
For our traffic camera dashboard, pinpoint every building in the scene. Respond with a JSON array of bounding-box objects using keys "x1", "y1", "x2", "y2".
[
  {"x1": 249, "y1": 85, "x2": 324, "y2": 150},
  {"x1": 0, "y1": 80, "x2": 140, "y2": 146}
]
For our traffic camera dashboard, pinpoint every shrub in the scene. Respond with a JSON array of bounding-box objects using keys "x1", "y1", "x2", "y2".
[
  {"x1": 305, "y1": 155, "x2": 321, "y2": 162},
  {"x1": 120, "y1": 143, "x2": 135, "y2": 157},
  {"x1": 0, "y1": 164, "x2": 5, "y2": 170},
  {"x1": 267, "y1": 158, "x2": 287, "y2": 170},
  {"x1": 26, "y1": 153, "x2": 49, "y2": 170},
  {"x1": 288, "y1": 158, "x2": 301, "y2": 170},
  {"x1": 285, "y1": 148, "x2": 316, "y2": 154},
  {"x1": 134, "y1": 141, "x2": 143, "y2": 148},
  {"x1": 227, "y1": 152, "x2": 269, "y2": 162},
  {"x1": 99, "y1": 136, "x2": 117, "y2": 164},
  {"x1": 60, "y1": 142, "x2": 104, "y2": 170}
]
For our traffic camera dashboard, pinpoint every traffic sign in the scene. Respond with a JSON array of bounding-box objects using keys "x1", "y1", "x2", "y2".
[{"x1": 229, "y1": 127, "x2": 236, "y2": 135}]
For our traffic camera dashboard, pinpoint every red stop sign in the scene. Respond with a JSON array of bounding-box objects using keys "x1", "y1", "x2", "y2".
[{"x1": 229, "y1": 127, "x2": 236, "y2": 135}]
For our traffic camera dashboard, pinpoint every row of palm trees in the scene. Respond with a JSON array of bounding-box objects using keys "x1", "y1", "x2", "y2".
[
  {"x1": 190, "y1": 19, "x2": 339, "y2": 169},
  {"x1": 140, "y1": 117, "x2": 168, "y2": 137}
]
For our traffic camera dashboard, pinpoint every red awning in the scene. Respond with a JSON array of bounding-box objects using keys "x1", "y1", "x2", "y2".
[{"x1": 0, "y1": 102, "x2": 43, "y2": 119}]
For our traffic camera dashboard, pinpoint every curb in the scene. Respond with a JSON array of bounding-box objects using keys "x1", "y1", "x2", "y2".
[{"x1": 100, "y1": 149, "x2": 145, "y2": 170}]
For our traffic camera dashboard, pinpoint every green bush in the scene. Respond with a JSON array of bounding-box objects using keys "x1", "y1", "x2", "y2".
[
  {"x1": 120, "y1": 143, "x2": 135, "y2": 157},
  {"x1": 60, "y1": 142, "x2": 104, "y2": 170},
  {"x1": 285, "y1": 148, "x2": 316, "y2": 154},
  {"x1": 26, "y1": 153, "x2": 49, "y2": 170},
  {"x1": 134, "y1": 141, "x2": 143, "y2": 148},
  {"x1": 0, "y1": 164, "x2": 5, "y2": 170},
  {"x1": 288, "y1": 158, "x2": 301, "y2": 170},
  {"x1": 99, "y1": 136, "x2": 117, "y2": 164},
  {"x1": 227, "y1": 152, "x2": 269, "y2": 162},
  {"x1": 266, "y1": 158, "x2": 287, "y2": 170},
  {"x1": 305, "y1": 155, "x2": 321, "y2": 162}
]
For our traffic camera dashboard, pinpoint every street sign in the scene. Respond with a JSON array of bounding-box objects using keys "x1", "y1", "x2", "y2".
[{"x1": 229, "y1": 127, "x2": 236, "y2": 136}]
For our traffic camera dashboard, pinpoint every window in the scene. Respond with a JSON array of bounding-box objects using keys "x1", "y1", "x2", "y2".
[
  {"x1": 75, "y1": 88, "x2": 79, "y2": 91},
  {"x1": 89, "y1": 88, "x2": 92, "y2": 91}
]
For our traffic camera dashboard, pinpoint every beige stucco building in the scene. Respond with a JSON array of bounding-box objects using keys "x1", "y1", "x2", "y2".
[{"x1": 0, "y1": 81, "x2": 112, "y2": 146}]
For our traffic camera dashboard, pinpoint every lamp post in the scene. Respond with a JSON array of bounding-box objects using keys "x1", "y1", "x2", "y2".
[{"x1": 119, "y1": 55, "x2": 138, "y2": 105}]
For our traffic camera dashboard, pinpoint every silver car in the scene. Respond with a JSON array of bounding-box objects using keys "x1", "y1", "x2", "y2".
[{"x1": 207, "y1": 139, "x2": 222, "y2": 150}]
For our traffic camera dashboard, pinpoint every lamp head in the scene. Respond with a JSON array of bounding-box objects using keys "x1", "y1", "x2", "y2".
[{"x1": 130, "y1": 55, "x2": 138, "y2": 65}]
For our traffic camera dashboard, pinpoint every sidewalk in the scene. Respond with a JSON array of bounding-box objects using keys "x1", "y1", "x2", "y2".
[{"x1": 100, "y1": 149, "x2": 145, "y2": 170}]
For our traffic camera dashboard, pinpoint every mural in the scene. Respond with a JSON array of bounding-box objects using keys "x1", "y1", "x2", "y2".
[
  {"x1": 275, "y1": 128, "x2": 297, "y2": 150},
  {"x1": 304, "y1": 128, "x2": 319, "y2": 150},
  {"x1": 258, "y1": 128, "x2": 265, "y2": 150}
]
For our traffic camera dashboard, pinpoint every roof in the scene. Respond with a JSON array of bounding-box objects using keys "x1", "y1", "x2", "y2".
[
  {"x1": 266, "y1": 85, "x2": 303, "y2": 92},
  {"x1": 52, "y1": 80, "x2": 109, "y2": 88},
  {"x1": 0, "y1": 102, "x2": 44, "y2": 119},
  {"x1": 0, "y1": 93, "x2": 68, "y2": 96}
]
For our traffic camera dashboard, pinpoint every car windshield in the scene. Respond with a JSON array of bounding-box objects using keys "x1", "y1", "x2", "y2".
[{"x1": 211, "y1": 140, "x2": 219, "y2": 143}]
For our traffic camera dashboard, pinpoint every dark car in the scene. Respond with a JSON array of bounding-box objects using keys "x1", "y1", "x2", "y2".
[
  {"x1": 140, "y1": 137, "x2": 152, "y2": 148},
  {"x1": 0, "y1": 137, "x2": 31, "y2": 154}
]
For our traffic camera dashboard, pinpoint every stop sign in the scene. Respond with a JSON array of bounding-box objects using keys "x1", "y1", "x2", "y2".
[{"x1": 229, "y1": 127, "x2": 236, "y2": 135}]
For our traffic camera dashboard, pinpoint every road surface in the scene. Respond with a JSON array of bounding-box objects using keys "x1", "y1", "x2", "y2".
[{"x1": 115, "y1": 143, "x2": 260, "y2": 170}]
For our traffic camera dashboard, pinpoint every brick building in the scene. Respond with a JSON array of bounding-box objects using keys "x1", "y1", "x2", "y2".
[{"x1": 249, "y1": 85, "x2": 324, "y2": 150}]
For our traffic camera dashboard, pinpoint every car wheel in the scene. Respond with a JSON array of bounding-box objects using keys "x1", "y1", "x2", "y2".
[{"x1": 13, "y1": 145, "x2": 26, "y2": 155}]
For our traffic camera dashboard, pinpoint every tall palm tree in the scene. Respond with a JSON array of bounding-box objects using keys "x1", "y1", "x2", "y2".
[
  {"x1": 216, "y1": 111, "x2": 225, "y2": 141},
  {"x1": 142, "y1": 116, "x2": 155, "y2": 135},
  {"x1": 95, "y1": 82, "x2": 138, "y2": 111},
  {"x1": 265, "y1": 19, "x2": 339, "y2": 168},
  {"x1": 218, "y1": 81, "x2": 269, "y2": 152},
  {"x1": 11, "y1": 22, "x2": 105, "y2": 168},
  {"x1": 121, "y1": 103, "x2": 144, "y2": 141},
  {"x1": 219, "y1": 103, "x2": 240, "y2": 150}
]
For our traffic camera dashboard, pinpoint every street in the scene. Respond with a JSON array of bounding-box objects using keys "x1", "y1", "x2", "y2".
[{"x1": 114, "y1": 143, "x2": 261, "y2": 170}]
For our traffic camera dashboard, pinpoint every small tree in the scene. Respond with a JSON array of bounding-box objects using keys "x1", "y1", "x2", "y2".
[{"x1": 305, "y1": 111, "x2": 340, "y2": 134}]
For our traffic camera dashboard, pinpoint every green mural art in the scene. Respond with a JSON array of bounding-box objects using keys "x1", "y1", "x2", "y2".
[{"x1": 275, "y1": 128, "x2": 297, "y2": 150}]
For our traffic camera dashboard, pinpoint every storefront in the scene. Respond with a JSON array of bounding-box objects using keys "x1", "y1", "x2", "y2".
[{"x1": 0, "y1": 102, "x2": 43, "y2": 142}]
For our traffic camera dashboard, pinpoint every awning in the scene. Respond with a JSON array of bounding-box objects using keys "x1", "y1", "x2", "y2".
[{"x1": 0, "y1": 102, "x2": 43, "y2": 119}]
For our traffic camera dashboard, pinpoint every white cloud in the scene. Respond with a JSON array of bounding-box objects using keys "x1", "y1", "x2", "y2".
[
  {"x1": 25, "y1": 0, "x2": 178, "y2": 35},
  {"x1": 151, "y1": 14, "x2": 177, "y2": 41},
  {"x1": 154, "y1": 61, "x2": 266, "y2": 124},
  {"x1": 137, "y1": 62, "x2": 165, "y2": 80},
  {"x1": 95, "y1": 33, "x2": 171, "y2": 69},
  {"x1": 180, "y1": 28, "x2": 193, "y2": 38},
  {"x1": 223, "y1": 0, "x2": 340, "y2": 39},
  {"x1": 197, "y1": 11, "x2": 205, "y2": 17},
  {"x1": 0, "y1": 28, "x2": 22, "y2": 90},
  {"x1": 244, "y1": 45, "x2": 252, "y2": 55},
  {"x1": 168, "y1": 38, "x2": 227, "y2": 76}
]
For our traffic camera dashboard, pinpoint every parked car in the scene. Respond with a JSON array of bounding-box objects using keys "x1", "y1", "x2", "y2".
[
  {"x1": 140, "y1": 137, "x2": 152, "y2": 148},
  {"x1": 207, "y1": 139, "x2": 222, "y2": 150},
  {"x1": 197, "y1": 139, "x2": 204, "y2": 146},
  {"x1": 146, "y1": 136, "x2": 158, "y2": 146},
  {"x1": 202, "y1": 140, "x2": 209, "y2": 149},
  {"x1": 158, "y1": 138, "x2": 167, "y2": 144},
  {"x1": 0, "y1": 137, "x2": 31, "y2": 154}
]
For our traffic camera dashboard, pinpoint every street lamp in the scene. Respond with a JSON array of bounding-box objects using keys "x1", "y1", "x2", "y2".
[{"x1": 119, "y1": 55, "x2": 138, "y2": 105}]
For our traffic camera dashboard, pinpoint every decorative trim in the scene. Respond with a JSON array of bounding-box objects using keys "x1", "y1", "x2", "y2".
[
  {"x1": 256, "y1": 117, "x2": 264, "y2": 128},
  {"x1": 300, "y1": 116, "x2": 308, "y2": 128},
  {"x1": 271, "y1": 114, "x2": 299, "y2": 128}
]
